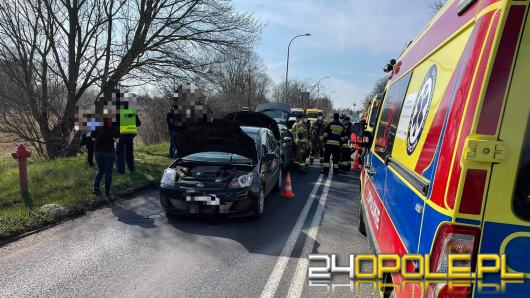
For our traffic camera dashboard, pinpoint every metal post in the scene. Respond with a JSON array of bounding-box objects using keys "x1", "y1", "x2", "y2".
[
  {"x1": 285, "y1": 33, "x2": 311, "y2": 104},
  {"x1": 12, "y1": 144, "x2": 32, "y2": 208}
]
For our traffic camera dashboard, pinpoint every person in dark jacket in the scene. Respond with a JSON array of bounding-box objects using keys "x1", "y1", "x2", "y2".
[
  {"x1": 92, "y1": 118, "x2": 120, "y2": 197},
  {"x1": 340, "y1": 116, "x2": 353, "y2": 172},
  {"x1": 167, "y1": 106, "x2": 178, "y2": 158},
  {"x1": 80, "y1": 131, "x2": 95, "y2": 167},
  {"x1": 321, "y1": 113, "x2": 344, "y2": 175}
]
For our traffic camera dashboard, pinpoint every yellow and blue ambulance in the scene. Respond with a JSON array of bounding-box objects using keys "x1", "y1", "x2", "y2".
[{"x1": 357, "y1": 0, "x2": 530, "y2": 297}]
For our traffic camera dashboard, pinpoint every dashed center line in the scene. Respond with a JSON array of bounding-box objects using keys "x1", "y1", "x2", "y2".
[
  {"x1": 287, "y1": 168, "x2": 334, "y2": 298},
  {"x1": 260, "y1": 173, "x2": 325, "y2": 298}
]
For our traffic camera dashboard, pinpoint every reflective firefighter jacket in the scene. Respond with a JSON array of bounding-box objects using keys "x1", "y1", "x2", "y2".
[
  {"x1": 292, "y1": 122, "x2": 309, "y2": 145},
  {"x1": 324, "y1": 121, "x2": 344, "y2": 146},
  {"x1": 342, "y1": 122, "x2": 352, "y2": 148},
  {"x1": 311, "y1": 119, "x2": 326, "y2": 142}
]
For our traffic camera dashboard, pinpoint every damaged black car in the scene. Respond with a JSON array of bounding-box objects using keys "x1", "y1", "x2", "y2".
[{"x1": 159, "y1": 119, "x2": 281, "y2": 218}]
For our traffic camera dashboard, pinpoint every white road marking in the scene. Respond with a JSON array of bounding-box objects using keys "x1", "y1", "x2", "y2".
[
  {"x1": 287, "y1": 168, "x2": 334, "y2": 298},
  {"x1": 260, "y1": 174, "x2": 324, "y2": 298}
]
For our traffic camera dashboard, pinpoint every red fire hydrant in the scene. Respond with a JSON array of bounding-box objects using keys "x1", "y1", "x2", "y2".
[{"x1": 12, "y1": 144, "x2": 32, "y2": 208}]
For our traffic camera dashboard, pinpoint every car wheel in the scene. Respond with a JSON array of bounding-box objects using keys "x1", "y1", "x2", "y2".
[
  {"x1": 253, "y1": 189, "x2": 265, "y2": 218},
  {"x1": 274, "y1": 168, "x2": 282, "y2": 192}
]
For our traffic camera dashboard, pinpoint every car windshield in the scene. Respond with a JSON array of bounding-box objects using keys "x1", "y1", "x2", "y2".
[
  {"x1": 263, "y1": 110, "x2": 289, "y2": 124},
  {"x1": 291, "y1": 111, "x2": 304, "y2": 118},
  {"x1": 306, "y1": 113, "x2": 318, "y2": 119},
  {"x1": 182, "y1": 152, "x2": 252, "y2": 163}
]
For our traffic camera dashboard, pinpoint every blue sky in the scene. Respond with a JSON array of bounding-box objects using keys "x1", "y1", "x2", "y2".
[{"x1": 232, "y1": 0, "x2": 435, "y2": 108}]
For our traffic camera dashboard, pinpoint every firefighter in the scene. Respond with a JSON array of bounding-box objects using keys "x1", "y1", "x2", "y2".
[
  {"x1": 322, "y1": 113, "x2": 344, "y2": 175},
  {"x1": 340, "y1": 116, "x2": 353, "y2": 172},
  {"x1": 292, "y1": 114, "x2": 309, "y2": 173},
  {"x1": 310, "y1": 112, "x2": 325, "y2": 164}
]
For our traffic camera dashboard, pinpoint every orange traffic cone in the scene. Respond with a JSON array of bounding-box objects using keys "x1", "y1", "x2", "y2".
[
  {"x1": 351, "y1": 150, "x2": 362, "y2": 171},
  {"x1": 281, "y1": 172, "x2": 296, "y2": 199}
]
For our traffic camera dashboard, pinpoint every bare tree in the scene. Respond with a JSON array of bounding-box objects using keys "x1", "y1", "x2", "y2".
[
  {"x1": 205, "y1": 50, "x2": 272, "y2": 114},
  {"x1": 272, "y1": 79, "x2": 333, "y2": 114},
  {"x1": 429, "y1": 0, "x2": 448, "y2": 15},
  {"x1": 362, "y1": 77, "x2": 388, "y2": 112},
  {"x1": 0, "y1": 0, "x2": 261, "y2": 158},
  {"x1": 137, "y1": 94, "x2": 172, "y2": 145}
]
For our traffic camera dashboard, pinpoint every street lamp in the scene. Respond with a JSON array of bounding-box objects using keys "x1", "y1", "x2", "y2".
[{"x1": 284, "y1": 33, "x2": 311, "y2": 103}]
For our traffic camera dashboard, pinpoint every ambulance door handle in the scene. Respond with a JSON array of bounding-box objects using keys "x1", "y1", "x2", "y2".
[
  {"x1": 414, "y1": 203, "x2": 423, "y2": 215},
  {"x1": 367, "y1": 168, "x2": 376, "y2": 176}
]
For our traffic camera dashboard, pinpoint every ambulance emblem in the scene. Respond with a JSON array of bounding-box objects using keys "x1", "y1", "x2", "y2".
[{"x1": 407, "y1": 65, "x2": 437, "y2": 155}]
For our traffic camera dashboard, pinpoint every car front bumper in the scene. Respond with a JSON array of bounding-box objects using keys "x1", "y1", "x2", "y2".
[{"x1": 159, "y1": 186, "x2": 258, "y2": 216}]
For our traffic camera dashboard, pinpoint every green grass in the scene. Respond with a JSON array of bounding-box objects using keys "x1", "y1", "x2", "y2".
[{"x1": 0, "y1": 143, "x2": 171, "y2": 240}]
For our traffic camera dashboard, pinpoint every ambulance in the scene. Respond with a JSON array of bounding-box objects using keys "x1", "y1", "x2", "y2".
[{"x1": 355, "y1": 0, "x2": 530, "y2": 297}]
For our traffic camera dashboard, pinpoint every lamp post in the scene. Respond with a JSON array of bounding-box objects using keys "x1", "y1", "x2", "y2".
[{"x1": 284, "y1": 33, "x2": 311, "y2": 103}]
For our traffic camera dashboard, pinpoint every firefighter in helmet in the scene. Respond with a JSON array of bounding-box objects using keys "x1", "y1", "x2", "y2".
[
  {"x1": 310, "y1": 112, "x2": 325, "y2": 164},
  {"x1": 322, "y1": 113, "x2": 344, "y2": 174},
  {"x1": 292, "y1": 114, "x2": 309, "y2": 173},
  {"x1": 340, "y1": 116, "x2": 353, "y2": 172}
]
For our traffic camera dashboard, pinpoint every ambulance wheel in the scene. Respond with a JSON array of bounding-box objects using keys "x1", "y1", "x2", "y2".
[{"x1": 358, "y1": 205, "x2": 367, "y2": 236}]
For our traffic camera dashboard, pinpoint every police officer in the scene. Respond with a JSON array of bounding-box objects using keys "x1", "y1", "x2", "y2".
[
  {"x1": 310, "y1": 112, "x2": 325, "y2": 164},
  {"x1": 322, "y1": 113, "x2": 344, "y2": 174},
  {"x1": 292, "y1": 115, "x2": 309, "y2": 173},
  {"x1": 115, "y1": 92, "x2": 141, "y2": 174},
  {"x1": 340, "y1": 116, "x2": 353, "y2": 172}
]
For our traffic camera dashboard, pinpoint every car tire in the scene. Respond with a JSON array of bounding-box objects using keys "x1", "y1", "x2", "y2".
[{"x1": 252, "y1": 189, "x2": 265, "y2": 218}]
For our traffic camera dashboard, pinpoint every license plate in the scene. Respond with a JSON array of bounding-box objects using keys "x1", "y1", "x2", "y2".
[{"x1": 185, "y1": 193, "x2": 220, "y2": 206}]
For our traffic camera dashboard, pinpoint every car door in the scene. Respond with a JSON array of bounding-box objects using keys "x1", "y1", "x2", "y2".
[{"x1": 265, "y1": 131, "x2": 280, "y2": 194}]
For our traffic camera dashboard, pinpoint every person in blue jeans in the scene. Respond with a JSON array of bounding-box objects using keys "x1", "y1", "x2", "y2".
[{"x1": 91, "y1": 118, "x2": 120, "y2": 197}]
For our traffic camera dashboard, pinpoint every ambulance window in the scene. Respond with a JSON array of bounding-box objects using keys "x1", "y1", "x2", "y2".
[
  {"x1": 513, "y1": 118, "x2": 530, "y2": 221},
  {"x1": 373, "y1": 72, "x2": 413, "y2": 160},
  {"x1": 369, "y1": 99, "x2": 382, "y2": 129}
]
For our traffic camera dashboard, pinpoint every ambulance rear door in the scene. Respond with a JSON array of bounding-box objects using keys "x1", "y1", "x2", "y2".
[{"x1": 474, "y1": 3, "x2": 530, "y2": 296}]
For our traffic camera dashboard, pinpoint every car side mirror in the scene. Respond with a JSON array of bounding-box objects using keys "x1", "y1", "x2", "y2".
[{"x1": 283, "y1": 137, "x2": 292, "y2": 143}]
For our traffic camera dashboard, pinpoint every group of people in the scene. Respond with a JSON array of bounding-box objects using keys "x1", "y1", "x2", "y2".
[
  {"x1": 80, "y1": 99, "x2": 141, "y2": 198},
  {"x1": 291, "y1": 112, "x2": 353, "y2": 175}
]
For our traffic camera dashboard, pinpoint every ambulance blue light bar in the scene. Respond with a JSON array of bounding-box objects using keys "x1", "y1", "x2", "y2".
[{"x1": 457, "y1": 0, "x2": 478, "y2": 16}]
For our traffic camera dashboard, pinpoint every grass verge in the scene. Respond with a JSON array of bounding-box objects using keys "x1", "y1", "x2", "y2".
[{"x1": 0, "y1": 143, "x2": 171, "y2": 241}]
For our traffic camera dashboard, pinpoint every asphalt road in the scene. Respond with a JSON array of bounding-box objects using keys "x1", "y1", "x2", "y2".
[{"x1": 0, "y1": 165, "x2": 378, "y2": 298}]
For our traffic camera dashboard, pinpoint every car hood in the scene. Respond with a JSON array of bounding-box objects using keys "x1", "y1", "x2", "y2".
[
  {"x1": 173, "y1": 119, "x2": 257, "y2": 162},
  {"x1": 224, "y1": 111, "x2": 281, "y2": 140}
]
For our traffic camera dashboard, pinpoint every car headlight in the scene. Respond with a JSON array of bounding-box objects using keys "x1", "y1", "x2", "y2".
[
  {"x1": 161, "y1": 168, "x2": 177, "y2": 186},
  {"x1": 229, "y1": 173, "x2": 253, "y2": 188}
]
